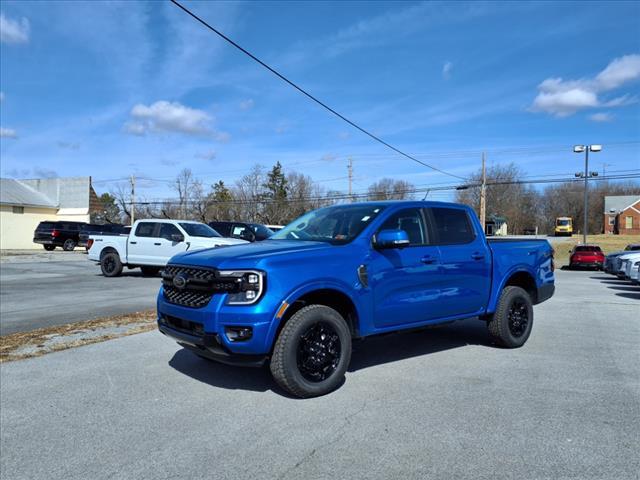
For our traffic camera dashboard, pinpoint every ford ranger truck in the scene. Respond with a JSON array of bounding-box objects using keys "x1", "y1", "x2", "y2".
[{"x1": 157, "y1": 201, "x2": 555, "y2": 398}]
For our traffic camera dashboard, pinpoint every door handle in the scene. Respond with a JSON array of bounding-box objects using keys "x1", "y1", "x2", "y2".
[
  {"x1": 130, "y1": 241, "x2": 137, "y2": 245},
  {"x1": 471, "y1": 252, "x2": 485, "y2": 260},
  {"x1": 154, "y1": 242, "x2": 161, "y2": 246},
  {"x1": 421, "y1": 255, "x2": 436, "y2": 264}
]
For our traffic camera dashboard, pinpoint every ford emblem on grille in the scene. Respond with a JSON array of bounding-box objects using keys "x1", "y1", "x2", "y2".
[{"x1": 173, "y1": 273, "x2": 189, "y2": 289}]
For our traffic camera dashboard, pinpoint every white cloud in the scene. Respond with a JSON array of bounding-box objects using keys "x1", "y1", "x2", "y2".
[
  {"x1": 0, "y1": 13, "x2": 30, "y2": 44},
  {"x1": 239, "y1": 99, "x2": 254, "y2": 110},
  {"x1": 531, "y1": 54, "x2": 640, "y2": 117},
  {"x1": 589, "y1": 112, "x2": 613, "y2": 123},
  {"x1": 195, "y1": 150, "x2": 217, "y2": 161},
  {"x1": 124, "y1": 100, "x2": 214, "y2": 136},
  {"x1": 442, "y1": 61, "x2": 453, "y2": 80},
  {"x1": 57, "y1": 141, "x2": 80, "y2": 150},
  {"x1": 0, "y1": 127, "x2": 18, "y2": 138}
]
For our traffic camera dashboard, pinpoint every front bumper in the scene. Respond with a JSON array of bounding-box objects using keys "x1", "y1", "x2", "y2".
[
  {"x1": 156, "y1": 285, "x2": 281, "y2": 357},
  {"x1": 158, "y1": 318, "x2": 267, "y2": 367}
]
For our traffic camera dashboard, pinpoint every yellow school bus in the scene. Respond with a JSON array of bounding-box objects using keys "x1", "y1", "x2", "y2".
[{"x1": 555, "y1": 217, "x2": 573, "y2": 237}]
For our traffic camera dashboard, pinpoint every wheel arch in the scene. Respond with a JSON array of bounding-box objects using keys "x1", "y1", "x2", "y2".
[
  {"x1": 267, "y1": 284, "x2": 361, "y2": 353},
  {"x1": 487, "y1": 267, "x2": 538, "y2": 313}
]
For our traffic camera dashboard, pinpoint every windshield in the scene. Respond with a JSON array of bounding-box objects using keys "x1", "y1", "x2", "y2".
[
  {"x1": 556, "y1": 219, "x2": 571, "y2": 226},
  {"x1": 270, "y1": 204, "x2": 386, "y2": 244},
  {"x1": 250, "y1": 224, "x2": 274, "y2": 237},
  {"x1": 179, "y1": 223, "x2": 221, "y2": 238},
  {"x1": 625, "y1": 244, "x2": 640, "y2": 251}
]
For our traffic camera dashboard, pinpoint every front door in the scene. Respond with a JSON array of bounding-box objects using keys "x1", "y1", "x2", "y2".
[
  {"x1": 155, "y1": 223, "x2": 188, "y2": 264},
  {"x1": 369, "y1": 208, "x2": 443, "y2": 328}
]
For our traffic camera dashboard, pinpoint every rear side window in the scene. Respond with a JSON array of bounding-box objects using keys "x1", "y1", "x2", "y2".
[
  {"x1": 379, "y1": 208, "x2": 427, "y2": 246},
  {"x1": 135, "y1": 222, "x2": 156, "y2": 237},
  {"x1": 430, "y1": 207, "x2": 475, "y2": 245}
]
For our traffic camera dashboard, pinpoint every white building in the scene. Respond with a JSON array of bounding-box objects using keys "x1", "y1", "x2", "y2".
[{"x1": 0, "y1": 176, "x2": 99, "y2": 249}]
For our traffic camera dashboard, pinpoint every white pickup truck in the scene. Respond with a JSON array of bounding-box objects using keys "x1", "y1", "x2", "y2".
[{"x1": 87, "y1": 219, "x2": 247, "y2": 277}]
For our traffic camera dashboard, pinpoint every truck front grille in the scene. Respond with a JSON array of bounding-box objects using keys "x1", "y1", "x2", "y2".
[{"x1": 162, "y1": 265, "x2": 217, "y2": 308}]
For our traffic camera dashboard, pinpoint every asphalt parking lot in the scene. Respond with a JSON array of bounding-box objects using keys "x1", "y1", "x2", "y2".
[
  {"x1": 0, "y1": 251, "x2": 161, "y2": 335},
  {"x1": 1, "y1": 269, "x2": 638, "y2": 479}
]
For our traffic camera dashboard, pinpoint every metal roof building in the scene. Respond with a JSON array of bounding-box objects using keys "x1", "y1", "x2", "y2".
[{"x1": 0, "y1": 176, "x2": 99, "y2": 249}]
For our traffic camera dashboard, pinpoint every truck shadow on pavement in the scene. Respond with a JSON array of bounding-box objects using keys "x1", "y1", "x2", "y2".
[{"x1": 168, "y1": 318, "x2": 491, "y2": 397}]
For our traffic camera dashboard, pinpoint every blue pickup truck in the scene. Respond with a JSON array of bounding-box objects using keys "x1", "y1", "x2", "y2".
[{"x1": 157, "y1": 201, "x2": 555, "y2": 397}]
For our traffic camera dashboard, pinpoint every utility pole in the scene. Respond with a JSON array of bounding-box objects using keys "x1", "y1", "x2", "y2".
[
  {"x1": 347, "y1": 158, "x2": 353, "y2": 203},
  {"x1": 479, "y1": 152, "x2": 486, "y2": 235},
  {"x1": 130, "y1": 174, "x2": 136, "y2": 225}
]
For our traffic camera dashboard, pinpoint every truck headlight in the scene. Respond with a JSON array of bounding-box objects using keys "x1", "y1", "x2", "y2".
[{"x1": 219, "y1": 270, "x2": 265, "y2": 305}]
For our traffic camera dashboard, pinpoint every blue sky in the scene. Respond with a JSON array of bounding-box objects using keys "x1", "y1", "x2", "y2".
[{"x1": 1, "y1": 0, "x2": 639, "y2": 201}]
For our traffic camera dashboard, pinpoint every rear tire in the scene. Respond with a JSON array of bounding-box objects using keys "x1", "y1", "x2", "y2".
[
  {"x1": 62, "y1": 239, "x2": 76, "y2": 251},
  {"x1": 141, "y1": 266, "x2": 160, "y2": 276},
  {"x1": 44, "y1": 245, "x2": 55, "y2": 251},
  {"x1": 100, "y1": 251, "x2": 123, "y2": 277},
  {"x1": 270, "y1": 305, "x2": 352, "y2": 398},
  {"x1": 487, "y1": 286, "x2": 533, "y2": 348}
]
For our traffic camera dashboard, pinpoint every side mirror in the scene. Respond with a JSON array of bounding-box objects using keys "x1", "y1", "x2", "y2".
[
  {"x1": 374, "y1": 229, "x2": 410, "y2": 249},
  {"x1": 240, "y1": 231, "x2": 255, "y2": 242},
  {"x1": 171, "y1": 233, "x2": 185, "y2": 243}
]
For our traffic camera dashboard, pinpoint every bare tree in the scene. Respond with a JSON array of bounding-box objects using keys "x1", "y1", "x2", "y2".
[
  {"x1": 173, "y1": 168, "x2": 194, "y2": 219},
  {"x1": 367, "y1": 178, "x2": 414, "y2": 200}
]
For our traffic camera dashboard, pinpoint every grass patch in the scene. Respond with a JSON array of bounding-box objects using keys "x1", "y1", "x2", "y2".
[
  {"x1": 0, "y1": 310, "x2": 157, "y2": 362},
  {"x1": 550, "y1": 234, "x2": 640, "y2": 265}
]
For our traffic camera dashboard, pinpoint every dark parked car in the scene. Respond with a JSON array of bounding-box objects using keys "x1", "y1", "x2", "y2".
[
  {"x1": 33, "y1": 221, "x2": 86, "y2": 251},
  {"x1": 569, "y1": 245, "x2": 605, "y2": 270},
  {"x1": 78, "y1": 224, "x2": 128, "y2": 248},
  {"x1": 208, "y1": 221, "x2": 274, "y2": 242}
]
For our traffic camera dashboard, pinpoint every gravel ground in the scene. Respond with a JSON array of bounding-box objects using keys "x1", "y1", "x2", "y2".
[{"x1": 1, "y1": 269, "x2": 638, "y2": 480}]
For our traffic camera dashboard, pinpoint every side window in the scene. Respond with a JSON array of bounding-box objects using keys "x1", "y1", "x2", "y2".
[
  {"x1": 159, "y1": 223, "x2": 181, "y2": 241},
  {"x1": 232, "y1": 224, "x2": 249, "y2": 237},
  {"x1": 379, "y1": 208, "x2": 427, "y2": 246},
  {"x1": 430, "y1": 207, "x2": 475, "y2": 245},
  {"x1": 135, "y1": 222, "x2": 156, "y2": 238}
]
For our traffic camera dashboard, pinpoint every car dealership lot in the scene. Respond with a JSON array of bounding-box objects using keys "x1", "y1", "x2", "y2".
[
  {"x1": 1, "y1": 269, "x2": 638, "y2": 480},
  {"x1": 0, "y1": 251, "x2": 160, "y2": 335}
]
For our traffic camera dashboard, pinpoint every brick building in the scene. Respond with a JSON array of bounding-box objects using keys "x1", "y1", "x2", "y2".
[{"x1": 603, "y1": 195, "x2": 640, "y2": 235}]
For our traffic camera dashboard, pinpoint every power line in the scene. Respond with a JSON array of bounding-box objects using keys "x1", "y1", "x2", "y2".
[
  {"x1": 130, "y1": 173, "x2": 640, "y2": 207},
  {"x1": 169, "y1": 0, "x2": 467, "y2": 181}
]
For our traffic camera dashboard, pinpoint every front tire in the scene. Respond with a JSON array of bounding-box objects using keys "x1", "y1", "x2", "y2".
[
  {"x1": 62, "y1": 239, "x2": 76, "y2": 251},
  {"x1": 44, "y1": 245, "x2": 55, "y2": 251},
  {"x1": 487, "y1": 286, "x2": 533, "y2": 348},
  {"x1": 100, "y1": 251, "x2": 123, "y2": 277},
  {"x1": 270, "y1": 305, "x2": 352, "y2": 398}
]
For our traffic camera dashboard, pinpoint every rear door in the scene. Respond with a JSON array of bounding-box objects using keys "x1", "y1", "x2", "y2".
[
  {"x1": 427, "y1": 206, "x2": 491, "y2": 316},
  {"x1": 127, "y1": 221, "x2": 158, "y2": 265},
  {"x1": 369, "y1": 208, "x2": 443, "y2": 328}
]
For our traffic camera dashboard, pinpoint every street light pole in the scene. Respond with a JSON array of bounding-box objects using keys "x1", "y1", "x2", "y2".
[
  {"x1": 583, "y1": 147, "x2": 589, "y2": 245},
  {"x1": 573, "y1": 145, "x2": 601, "y2": 244}
]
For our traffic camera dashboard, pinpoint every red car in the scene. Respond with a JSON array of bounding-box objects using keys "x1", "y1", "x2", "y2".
[{"x1": 569, "y1": 245, "x2": 605, "y2": 270}]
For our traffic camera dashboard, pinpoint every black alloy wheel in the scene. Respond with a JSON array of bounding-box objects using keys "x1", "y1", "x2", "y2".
[
  {"x1": 296, "y1": 321, "x2": 342, "y2": 382},
  {"x1": 507, "y1": 298, "x2": 529, "y2": 338}
]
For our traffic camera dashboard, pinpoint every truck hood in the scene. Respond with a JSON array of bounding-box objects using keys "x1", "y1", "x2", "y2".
[
  {"x1": 171, "y1": 240, "x2": 336, "y2": 269},
  {"x1": 189, "y1": 237, "x2": 248, "y2": 248}
]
